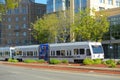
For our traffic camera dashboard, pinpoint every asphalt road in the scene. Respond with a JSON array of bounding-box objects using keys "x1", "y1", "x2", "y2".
[{"x1": 0, "y1": 64, "x2": 119, "y2": 80}]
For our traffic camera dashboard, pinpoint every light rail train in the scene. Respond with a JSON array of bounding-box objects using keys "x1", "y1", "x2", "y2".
[{"x1": 0, "y1": 42, "x2": 104, "y2": 62}]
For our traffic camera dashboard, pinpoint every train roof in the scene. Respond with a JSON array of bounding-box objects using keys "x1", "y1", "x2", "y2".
[
  {"x1": 49, "y1": 41, "x2": 101, "y2": 47},
  {"x1": 15, "y1": 45, "x2": 39, "y2": 48},
  {"x1": 0, "y1": 47, "x2": 10, "y2": 50}
]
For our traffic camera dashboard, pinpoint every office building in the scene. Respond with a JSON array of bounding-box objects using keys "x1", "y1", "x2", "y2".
[
  {"x1": 1, "y1": 0, "x2": 46, "y2": 46},
  {"x1": 97, "y1": 7, "x2": 120, "y2": 59},
  {"x1": 47, "y1": 0, "x2": 120, "y2": 13}
]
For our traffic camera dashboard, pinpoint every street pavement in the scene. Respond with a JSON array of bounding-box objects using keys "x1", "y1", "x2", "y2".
[{"x1": 0, "y1": 64, "x2": 120, "y2": 80}]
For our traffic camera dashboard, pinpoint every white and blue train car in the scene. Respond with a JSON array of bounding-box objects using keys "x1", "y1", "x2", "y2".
[
  {"x1": 49, "y1": 42, "x2": 104, "y2": 63},
  {"x1": 0, "y1": 47, "x2": 10, "y2": 60},
  {"x1": 0, "y1": 42, "x2": 104, "y2": 63}
]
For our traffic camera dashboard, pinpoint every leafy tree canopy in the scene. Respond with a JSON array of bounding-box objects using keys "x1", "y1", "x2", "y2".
[
  {"x1": 73, "y1": 9, "x2": 109, "y2": 41},
  {"x1": 0, "y1": 0, "x2": 20, "y2": 20},
  {"x1": 32, "y1": 9, "x2": 109, "y2": 43}
]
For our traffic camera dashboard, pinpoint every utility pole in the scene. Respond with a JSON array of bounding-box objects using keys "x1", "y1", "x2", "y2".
[
  {"x1": 70, "y1": 0, "x2": 75, "y2": 42},
  {"x1": 109, "y1": 21, "x2": 113, "y2": 59}
]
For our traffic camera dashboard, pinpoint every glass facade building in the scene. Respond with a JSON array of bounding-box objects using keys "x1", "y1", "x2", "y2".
[
  {"x1": 47, "y1": 0, "x2": 120, "y2": 13},
  {"x1": 74, "y1": 0, "x2": 87, "y2": 12},
  {"x1": 47, "y1": 0, "x2": 54, "y2": 13},
  {"x1": 102, "y1": 14, "x2": 120, "y2": 59},
  {"x1": 47, "y1": 0, "x2": 69, "y2": 13},
  {"x1": 47, "y1": 0, "x2": 87, "y2": 13}
]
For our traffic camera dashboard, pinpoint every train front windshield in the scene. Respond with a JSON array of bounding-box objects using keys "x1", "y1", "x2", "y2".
[{"x1": 92, "y1": 45, "x2": 104, "y2": 54}]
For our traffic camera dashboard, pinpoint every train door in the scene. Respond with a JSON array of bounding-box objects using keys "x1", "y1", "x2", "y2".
[
  {"x1": 39, "y1": 44, "x2": 49, "y2": 61},
  {"x1": 10, "y1": 47, "x2": 15, "y2": 59}
]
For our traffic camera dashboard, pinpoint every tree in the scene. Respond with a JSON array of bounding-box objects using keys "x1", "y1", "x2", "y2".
[
  {"x1": 55, "y1": 11, "x2": 72, "y2": 42},
  {"x1": 32, "y1": 14, "x2": 59, "y2": 43},
  {"x1": 32, "y1": 10, "x2": 72, "y2": 43},
  {"x1": 74, "y1": 9, "x2": 109, "y2": 41},
  {"x1": 0, "y1": 0, "x2": 20, "y2": 20}
]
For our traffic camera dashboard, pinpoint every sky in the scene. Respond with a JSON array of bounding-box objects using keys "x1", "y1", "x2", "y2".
[{"x1": 35, "y1": 0, "x2": 47, "y2": 4}]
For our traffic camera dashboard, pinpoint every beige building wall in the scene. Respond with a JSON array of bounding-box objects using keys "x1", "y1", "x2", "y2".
[
  {"x1": 88, "y1": 0, "x2": 118, "y2": 10},
  {"x1": 96, "y1": 7, "x2": 120, "y2": 16}
]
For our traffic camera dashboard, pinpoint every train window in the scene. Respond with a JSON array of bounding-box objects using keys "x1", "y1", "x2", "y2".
[
  {"x1": 74, "y1": 49, "x2": 78, "y2": 55},
  {"x1": 34, "y1": 51, "x2": 37, "y2": 56},
  {"x1": 70, "y1": 51, "x2": 71, "y2": 55},
  {"x1": 56, "y1": 50, "x2": 60, "y2": 56},
  {"x1": 17, "y1": 51, "x2": 22, "y2": 56},
  {"x1": 53, "y1": 51, "x2": 55, "y2": 56},
  {"x1": 5, "y1": 52, "x2": 9, "y2": 56},
  {"x1": 27, "y1": 51, "x2": 33, "y2": 56},
  {"x1": 61, "y1": 50, "x2": 65, "y2": 56},
  {"x1": 51, "y1": 51, "x2": 55, "y2": 56},
  {"x1": 80, "y1": 49, "x2": 84, "y2": 54},
  {"x1": 86, "y1": 49, "x2": 91, "y2": 56},
  {"x1": 67, "y1": 50, "x2": 72, "y2": 56},
  {"x1": 50, "y1": 51, "x2": 52, "y2": 56},
  {"x1": 92, "y1": 45, "x2": 104, "y2": 53},
  {"x1": 23, "y1": 52, "x2": 26, "y2": 56}
]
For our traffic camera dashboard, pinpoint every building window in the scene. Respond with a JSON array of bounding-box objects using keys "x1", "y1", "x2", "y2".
[
  {"x1": 8, "y1": 25, "x2": 11, "y2": 29},
  {"x1": 14, "y1": 8, "x2": 19, "y2": 14},
  {"x1": 100, "y1": 0, "x2": 105, "y2": 3},
  {"x1": 22, "y1": 8, "x2": 27, "y2": 14},
  {"x1": 16, "y1": 39, "x2": 19, "y2": 44},
  {"x1": 23, "y1": 24, "x2": 27, "y2": 28},
  {"x1": 37, "y1": 8, "x2": 41, "y2": 14},
  {"x1": 16, "y1": 32, "x2": 19, "y2": 37},
  {"x1": 7, "y1": 39, "x2": 12, "y2": 44},
  {"x1": 8, "y1": 18, "x2": 11, "y2": 22},
  {"x1": 116, "y1": 0, "x2": 120, "y2": 7},
  {"x1": 23, "y1": 16, "x2": 26, "y2": 21},
  {"x1": 22, "y1": 40, "x2": 27, "y2": 44},
  {"x1": 23, "y1": 32, "x2": 27, "y2": 36},
  {"x1": 15, "y1": 17, "x2": 19, "y2": 22},
  {"x1": 7, "y1": 10, "x2": 12, "y2": 14},
  {"x1": 108, "y1": 0, "x2": 113, "y2": 5},
  {"x1": 15, "y1": 25, "x2": 19, "y2": 30}
]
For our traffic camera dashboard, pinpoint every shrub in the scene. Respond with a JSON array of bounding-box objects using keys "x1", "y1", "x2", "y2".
[
  {"x1": 8, "y1": 58, "x2": 18, "y2": 63},
  {"x1": 108, "y1": 62, "x2": 116, "y2": 68},
  {"x1": 83, "y1": 58, "x2": 94, "y2": 65},
  {"x1": 37, "y1": 59, "x2": 46, "y2": 63},
  {"x1": 105, "y1": 59, "x2": 114, "y2": 65},
  {"x1": 12, "y1": 59, "x2": 18, "y2": 63},
  {"x1": 8, "y1": 58, "x2": 13, "y2": 62},
  {"x1": 105, "y1": 59, "x2": 116, "y2": 68},
  {"x1": 93, "y1": 59, "x2": 102, "y2": 64},
  {"x1": 117, "y1": 60, "x2": 120, "y2": 65},
  {"x1": 23, "y1": 59, "x2": 37, "y2": 63},
  {"x1": 62, "y1": 59, "x2": 68, "y2": 63},
  {"x1": 102, "y1": 61, "x2": 106, "y2": 65},
  {"x1": 49, "y1": 59, "x2": 61, "y2": 64}
]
